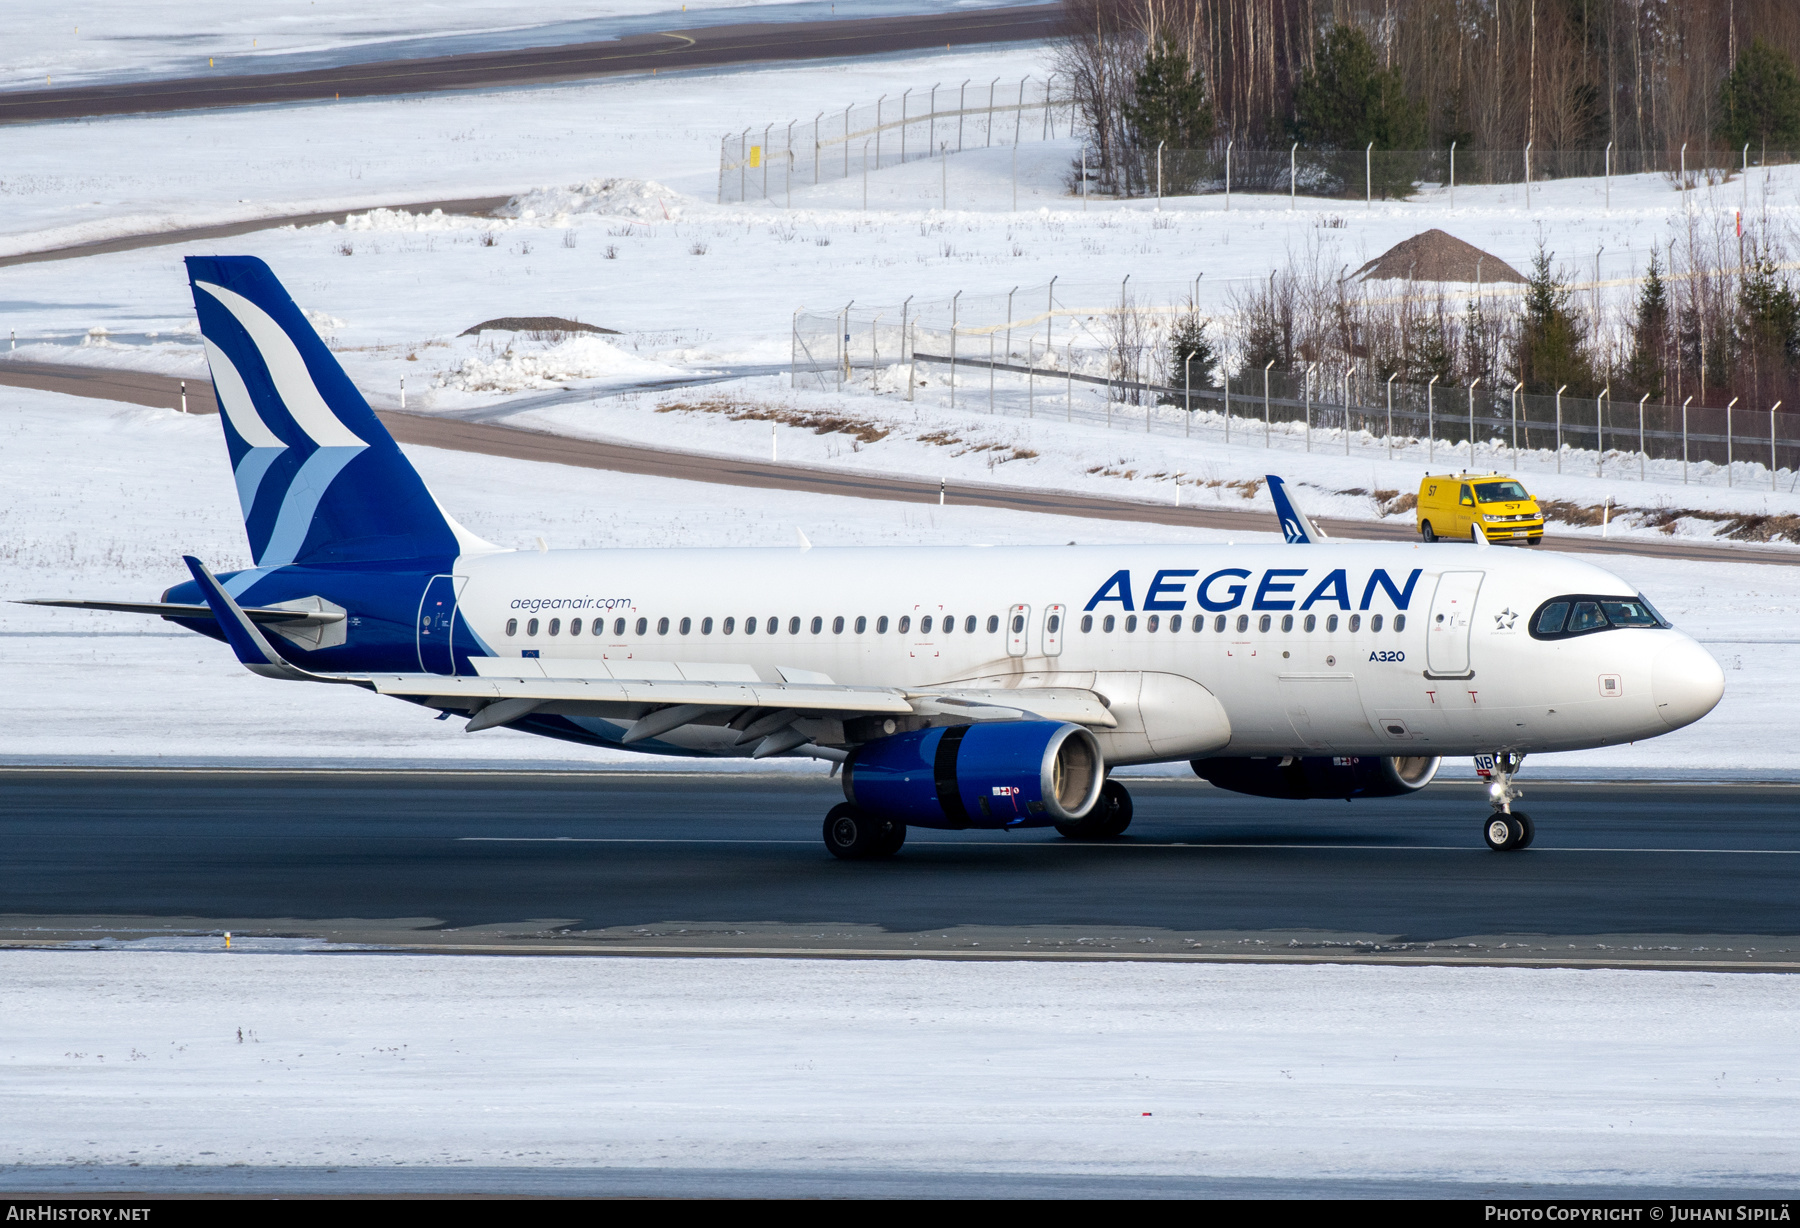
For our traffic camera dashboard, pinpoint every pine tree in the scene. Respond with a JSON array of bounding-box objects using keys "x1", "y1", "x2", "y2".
[
  {"x1": 1165, "y1": 311, "x2": 1219, "y2": 400},
  {"x1": 1412, "y1": 305, "x2": 1458, "y2": 385},
  {"x1": 1291, "y1": 24, "x2": 1426, "y2": 151},
  {"x1": 1618, "y1": 252, "x2": 1671, "y2": 401},
  {"x1": 1515, "y1": 248, "x2": 1595, "y2": 396},
  {"x1": 1736, "y1": 250, "x2": 1800, "y2": 395},
  {"x1": 1462, "y1": 296, "x2": 1494, "y2": 389},
  {"x1": 1718, "y1": 38, "x2": 1800, "y2": 150},
  {"x1": 1125, "y1": 38, "x2": 1215, "y2": 152}
]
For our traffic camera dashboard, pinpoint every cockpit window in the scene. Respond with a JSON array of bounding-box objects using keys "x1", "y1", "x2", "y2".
[
  {"x1": 1600, "y1": 599, "x2": 1659, "y2": 627},
  {"x1": 1530, "y1": 593, "x2": 1671, "y2": 640},
  {"x1": 1474, "y1": 481, "x2": 1530, "y2": 502},
  {"x1": 1568, "y1": 601, "x2": 1607, "y2": 632}
]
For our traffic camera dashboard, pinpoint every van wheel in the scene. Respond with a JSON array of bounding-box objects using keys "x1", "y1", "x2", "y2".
[{"x1": 1420, "y1": 521, "x2": 1437, "y2": 543}]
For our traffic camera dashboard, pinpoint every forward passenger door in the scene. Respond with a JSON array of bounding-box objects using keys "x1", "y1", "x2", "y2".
[{"x1": 1425, "y1": 571, "x2": 1484, "y2": 678}]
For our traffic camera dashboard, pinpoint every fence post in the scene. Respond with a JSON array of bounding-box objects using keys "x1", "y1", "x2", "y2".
[
  {"x1": 1745, "y1": 144, "x2": 1752, "y2": 213},
  {"x1": 1046, "y1": 276, "x2": 1057, "y2": 357},
  {"x1": 986, "y1": 76, "x2": 998, "y2": 147},
  {"x1": 1467, "y1": 376, "x2": 1480, "y2": 469},
  {"x1": 1081, "y1": 145, "x2": 1088, "y2": 210},
  {"x1": 1184, "y1": 354, "x2": 1191, "y2": 418},
  {"x1": 1427, "y1": 375, "x2": 1439, "y2": 464},
  {"x1": 763, "y1": 123, "x2": 772, "y2": 199},
  {"x1": 1679, "y1": 142, "x2": 1687, "y2": 205},
  {"x1": 1386, "y1": 372, "x2": 1396, "y2": 460},
  {"x1": 1640, "y1": 393, "x2": 1649, "y2": 481},
  {"x1": 1304, "y1": 363, "x2": 1312, "y2": 452},
  {"x1": 1290, "y1": 142, "x2": 1296, "y2": 209},
  {"x1": 1012, "y1": 143, "x2": 1018, "y2": 211},
  {"x1": 814, "y1": 112, "x2": 822, "y2": 185},
  {"x1": 1604, "y1": 141, "x2": 1612, "y2": 211},
  {"x1": 1682, "y1": 396, "x2": 1692, "y2": 483},
  {"x1": 950, "y1": 290, "x2": 961, "y2": 408},
  {"x1": 1512, "y1": 381, "x2": 1523, "y2": 470},
  {"x1": 1345, "y1": 363, "x2": 1355, "y2": 455},
  {"x1": 1772, "y1": 401, "x2": 1784, "y2": 491},
  {"x1": 790, "y1": 310, "x2": 797, "y2": 389},
  {"x1": 1366, "y1": 142, "x2": 1373, "y2": 209},
  {"x1": 989, "y1": 334, "x2": 995, "y2": 413},
  {"x1": 1224, "y1": 371, "x2": 1231, "y2": 445},
  {"x1": 1555, "y1": 384, "x2": 1566, "y2": 473},
  {"x1": 1727, "y1": 397, "x2": 1737, "y2": 486},
  {"x1": 1156, "y1": 140, "x2": 1164, "y2": 209},
  {"x1": 1042, "y1": 75, "x2": 1054, "y2": 141},
  {"x1": 907, "y1": 321, "x2": 916, "y2": 403},
  {"x1": 1449, "y1": 140, "x2": 1455, "y2": 209},
  {"x1": 1225, "y1": 140, "x2": 1233, "y2": 212},
  {"x1": 1005, "y1": 286, "x2": 1016, "y2": 365},
  {"x1": 1015, "y1": 76, "x2": 1027, "y2": 144},
  {"x1": 1066, "y1": 362, "x2": 1072, "y2": 422},
  {"x1": 941, "y1": 141, "x2": 948, "y2": 209},
  {"x1": 1263, "y1": 360, "x2": 1273, "y2": 447},
  {"x1": 1028, "y1": 337, "x2": 1035, "y2": 417},
  {"x1": 956, "y1": 79, "x2": 967, "y2": 151},
  {"x1": 843, "y1": 105, "x2": 851, "y2": 178},
  {"x1": 718, "y1": 134, "x2": 728, "y2": 204},
  {"x1": 1525, "y1": 141, "x2": 1533, "y2": 209},
  {"x1": 739, "y1": 127, "x2": 750, "y2": 200}
]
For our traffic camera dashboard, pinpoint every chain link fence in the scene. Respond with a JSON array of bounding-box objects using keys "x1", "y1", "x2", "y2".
[
  {"x1": 718, "y1": 76, "x2": 1076, "y2": 205},
  {"x1": 794, "y1": 283, "x2": 1800, "y2": 492}
]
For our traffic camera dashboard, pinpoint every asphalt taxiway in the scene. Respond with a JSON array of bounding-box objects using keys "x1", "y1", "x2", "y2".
[{"x1": 4, "y1": 770, "x2": 1795, "y2": 969}]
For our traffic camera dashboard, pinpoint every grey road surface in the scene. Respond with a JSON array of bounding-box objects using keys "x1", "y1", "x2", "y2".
[
  {"x1": 4, "y1": 770, "x2": 1796, "y2": 971},
  {"x1": 0, "y1": 6, "x2": 1062, "y2": 124},
  {"x1": 3, "y1": 356, "x2": 1793, "y2": 567}
]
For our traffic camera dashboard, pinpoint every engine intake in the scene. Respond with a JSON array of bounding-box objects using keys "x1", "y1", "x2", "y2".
[
  {"x1": 844, "y1": 721, "x2": 1103, "y2": 830},
  {"x1": 1192, "y1": 755, "x2": 1440, "y2": 800}
]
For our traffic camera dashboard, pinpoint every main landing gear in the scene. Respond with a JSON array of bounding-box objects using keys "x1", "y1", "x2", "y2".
[
  {"x1": 823, "y1": 803, "x2": 906, "y2": 860},
  {"x1": 1477, "y1": 752, "x2": 1534, "y2": 852},
  {"x1": 1055, "y1": 779, "x2": 1133, "y2": 840}
]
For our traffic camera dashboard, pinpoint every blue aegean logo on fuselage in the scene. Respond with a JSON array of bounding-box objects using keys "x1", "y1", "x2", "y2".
[{"x1": 1083, "y1": 567, "x2": 1423, "y2": 613}]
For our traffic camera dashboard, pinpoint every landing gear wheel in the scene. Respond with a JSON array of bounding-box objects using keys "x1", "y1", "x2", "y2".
[
  {"x1": 1055, "y1": 779, "x2": 1133, "y2": 840},
  {"x1": 1482, "y1": 814, "x2": 1517, "y2": 851},
  {"x1": 1508, "y1": 811, "x2": 1535, "y2": 849},
  {"x1": 1420, "y1": 521, "x2": 1437, "y2": 543},
  {"x1": 823, "y1": 804, "x2": 905, "y2": 860}
]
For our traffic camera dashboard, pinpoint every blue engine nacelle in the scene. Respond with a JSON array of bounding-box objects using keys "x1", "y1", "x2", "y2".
[
  {"x1": 843, "y1": 721, "x2": 1104, "y2": 830},
  {"x1": 1192, "y1": 755, "x2": 1441, "y2": 800}
]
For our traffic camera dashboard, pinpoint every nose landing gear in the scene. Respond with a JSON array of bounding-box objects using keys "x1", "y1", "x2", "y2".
[{"x1": 1477, "y1": 753, "x2": 1534, "y2": 852}]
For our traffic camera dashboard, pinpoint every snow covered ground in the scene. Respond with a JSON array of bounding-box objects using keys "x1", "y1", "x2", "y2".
[
  {"x1": 1, "y1": 950, "x2": 1794, "y2": 1187},
  {"x1": 1, "y1": 384, "x2": 1794, "y2": 773}
]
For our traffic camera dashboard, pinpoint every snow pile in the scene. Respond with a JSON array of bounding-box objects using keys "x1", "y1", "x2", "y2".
[
  {"x1": 2, "y1": 952, "x2": 1796, "y2": 1185},
  {"x1": 501, "y1": 178, "x2": 688, "y2": 223},
  {"x1": 433, "y1": 334, "x2": 681, "y2": 393}
]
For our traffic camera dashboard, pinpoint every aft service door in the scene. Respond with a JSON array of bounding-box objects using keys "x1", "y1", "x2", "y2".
[
  {"x1": 1425, "y1": 570, "x2": 1483, "y2": 677},
  {"x1": 417, "y1": 574, "x2": 459, "y2": 675},
  {"x1": 1007, "y1": 604, "x2": 1031, "y2": 657}
]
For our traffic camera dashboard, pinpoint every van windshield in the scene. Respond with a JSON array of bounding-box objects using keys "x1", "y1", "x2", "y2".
[{"x1": 1473, "y1": 481, "x2": 1530, "y2": 502}]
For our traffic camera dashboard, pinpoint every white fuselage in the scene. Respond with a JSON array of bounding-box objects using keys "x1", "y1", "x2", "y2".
[{"x1": 445, "y1": 540, "x2": 1724, "y2": 763}]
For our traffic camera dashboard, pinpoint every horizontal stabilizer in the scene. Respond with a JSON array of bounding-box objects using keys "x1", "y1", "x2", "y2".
[
  {"x1": 181, "y1": 556, "x2": 369, "y2": 688},
  {"x1": 18, "y1": 597, "x2": 344, "y2": 626}
]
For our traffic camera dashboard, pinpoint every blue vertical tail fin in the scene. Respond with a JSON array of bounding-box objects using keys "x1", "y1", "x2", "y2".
[{"x1": 185, "y1": 255, "x2": 490, "y2": 572}]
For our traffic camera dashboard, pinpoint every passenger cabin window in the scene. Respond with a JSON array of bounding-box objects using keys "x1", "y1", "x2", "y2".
[
  {"x1": 987, "y1": 615, "x2": 1000, "y2": 633},
  {"x1": 1215, "y1": 615, "x2": 1227, "y2": 632},
  {"x1": 1530, "y1": 594, "x2": 1666, "y2": 640},
  {"x1": 789, "y1": 617, "x2": 801, "y2": 635},
  {"x1": 657, "y1": 617, "x2": 670, "y2": 635},
  {"x1": 1146, "y1": 615, "x2": 1159, "y2": 632},
  {"x1": 1371, "y1": 614, "x2": 1384, "y2": 632},
  {"x1": 569, "y1": 618, "x2": 581, "y2": 636},
  {"x1": 548, "y1": 619, "x2": 560, "y2": 636},
  {"x1": 810, "y1": 616, "x2": 823, "y2": 634},
  {"x1": 877, "y1": 616, "x2": 890, "y2": 633},
  {"x1": 723, "y1": 617, "x2": 735, "y2": 634},
  {"x1": 1394, "y1": 614, "x2": 1407, "y2": 632},
  {"x1": 1049, "y1": 614, "x2": 1063, "y2": 633},
  {"x1": 1280, "y1": 614, "x2": 1293, "y2": 632},
  {"x1": 833, "y1": 616, "x2": 845, "y2": 634},
  {"x1": 854, "y1": 616, "x2": 867, "y2": 633},
  {"x1": 767, "y1": 617, "x2": 778, "y2": 634},
  {"x1": 1303, "y1": 614, "x2": 1316, "y2": 632},
  {"x1": 701, "y1": 617, "x2": 713, "y2": 635},
  {"x1": 506, "y1": 618, "x2": 518, "y2": 636},
  {"x1": 965, "y1": 615, "x2": 977, "y2": 633},
  {"x1": 744, "y1": 616, "x2": 757, "y2": 635},
  {"x1": 613, "y1": 617, "x2": 625, "y2": 636},
  {"x1": 1258, "y1": 615, "x2": 1271, "y2": 633},
  {"x1": 1235, "y1": 615, "x2": 1248, "y2": 633},
  {"x1": 1348, "y1": 614, "x2": 1360, "y2": 632},
  {"x1": 1102, "y1": 615, "x2": 1115, "y2": 632},
  {"x1": 635, "y1": 617, "x2": 647, "y2": 636},
  {"x1": 920, "y1": 615, "x2": 934, "y2": 634},
  {"x1": 679, "y1": 617, "x2": 691, "y2": 635},
  {"x1": 527, "y1": 618, "x2": 540, "y2": 636},
  {"x1": 1124, "y1": 615, "x2": 1138, "y2": 632},
  {"x1": 1012, "y1": 614, "x2": 1025, "y2": 633},
  {"x1": 1326, "y1": 614, "x2": 1338, "y2": 632},
  {"x1": 942, "y1": 615, "x2": 954, "y2": 635},
  {"x1": 1080, "y1": 614, "x2": 1094, "y2": 633}
]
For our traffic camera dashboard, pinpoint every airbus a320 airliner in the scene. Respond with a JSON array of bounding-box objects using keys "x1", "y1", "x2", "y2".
[{"x1": 32, "y1": 258, "x2": 1726, "y2": 858}]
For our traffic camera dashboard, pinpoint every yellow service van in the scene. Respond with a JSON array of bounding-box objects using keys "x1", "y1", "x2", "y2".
[{"x1": 1416, "y1": 472, "x2": 1544, "y2": 544}]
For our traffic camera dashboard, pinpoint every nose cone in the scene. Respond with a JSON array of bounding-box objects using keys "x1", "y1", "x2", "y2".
[{"x1": 1652, "y1": 636, "x2": 1726, "y2": 731}]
